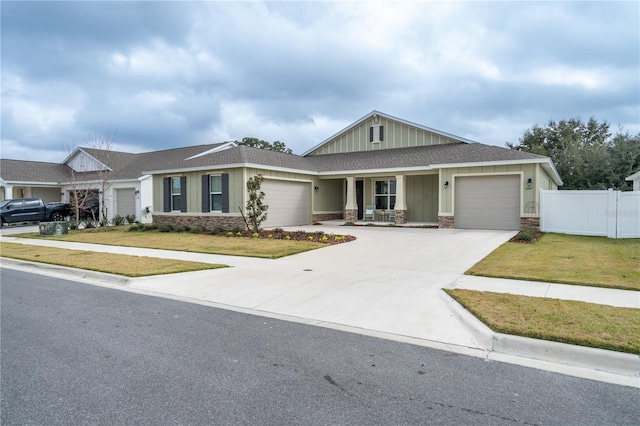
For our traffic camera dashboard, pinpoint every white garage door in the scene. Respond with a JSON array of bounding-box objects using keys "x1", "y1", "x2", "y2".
[
  {"x1": 261, "y1": 180, "x2": 310, "y2": 228},
  {"x1": 455, "y1": 175, "x2": 520, "y2": 231},
  {"x1": 116, "y1": 189, "x2": 136, "y2": 217}
]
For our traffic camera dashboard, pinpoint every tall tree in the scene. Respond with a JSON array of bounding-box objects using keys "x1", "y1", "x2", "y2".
[
  {"x1": 236, "y1": 137, "x2": 293, "y2": 154},
  {"x1": 608, "y1": 132, "x2": 640, "y2": 191},
  {"x1": 506, "y1": 117, "x2": 636, "y2": 190}
]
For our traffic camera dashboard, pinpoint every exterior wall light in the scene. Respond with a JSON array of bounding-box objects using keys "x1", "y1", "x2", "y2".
[
  {"x1": 444, "y1": 181, "x2": 449, "y2": 189},
  {"x1": 527, "y1": 178, "x2": 533, "y2": 188},
  {"x1": 314, "y1": 186, "x2": 320, "y2": 192}
]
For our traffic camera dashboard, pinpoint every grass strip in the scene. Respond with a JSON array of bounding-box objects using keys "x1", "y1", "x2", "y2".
[
  {"x1": 466, "y1": 234, "x2": 640, "y2": 291},
  {"x1": 0, "y1": 242, "x2": 226, "y2": 278},
  {"x1": 19, "y1": 227, "x2": 325, "y2": 259},
  {"x1": 445, "y1": 288, "x2": 640, "y2": 354}
]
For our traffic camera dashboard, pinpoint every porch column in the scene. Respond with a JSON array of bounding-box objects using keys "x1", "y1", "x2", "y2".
[
  {"x1": 395, "y1": 174, "x2": 407, "y2": 224},
  {"x1": 344, "y1": 177, "x2": 357, "y2": 222}
]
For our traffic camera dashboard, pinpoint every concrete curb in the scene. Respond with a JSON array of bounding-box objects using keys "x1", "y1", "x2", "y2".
[
  {"x1": 491, "y1": 333, "x2": 640, "y2": 378},
  {"x1": 0, "y1": 258, "x2": 131, "y2": 287}
]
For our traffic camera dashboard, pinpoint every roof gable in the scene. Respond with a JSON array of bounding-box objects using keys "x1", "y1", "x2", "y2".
[{"x1": 302, "y1": 110, "x2": 477, "y2": 156}]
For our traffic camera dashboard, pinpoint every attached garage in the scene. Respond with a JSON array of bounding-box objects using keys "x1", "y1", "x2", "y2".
[
  {"x1": 454, "y1": 175, "x2": 521, "y2": 231},
  {"x1": 116, "y1": 188, "x2": 136, "y2": 218},
  {"x1": 261, "y1": 179, "x2": 310, "y2": 228},
  {"x1": 31, "y1": 187, "x2": 62, "y2": 204}
]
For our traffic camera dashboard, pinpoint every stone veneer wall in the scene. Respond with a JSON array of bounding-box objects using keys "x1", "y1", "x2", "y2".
[
  {"x1": 344, "y1": 209, "x2": 357, "y2": 223},
  {"x1": 153, "y1": 214, "x2": 246, "y2": 231},
  {"x1": 520, "y1": 217, "x2": 540, "y2": 230},
  {"x1": 312, "y1": 213, "x2": 343, "y2": 223},
  {"x1": 394, "y1": 210, "x2": 406, "y2": 225},
  {"x1": 438, "y1": 216, "x2": 454, "y2": 229}
]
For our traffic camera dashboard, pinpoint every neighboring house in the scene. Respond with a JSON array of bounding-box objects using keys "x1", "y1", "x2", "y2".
[
  {"x1": 147, "y1": 111, "x2": 562, "y2": 231},
  {"x1": 626, "y1": 171, "x2": 640, "y2": 191},
  {"x1": 0, "y1": 148, "x2": 154, "y2": 223},
  {"x1": 0, "y1": 110, "x2": 563, "y2": 230}
]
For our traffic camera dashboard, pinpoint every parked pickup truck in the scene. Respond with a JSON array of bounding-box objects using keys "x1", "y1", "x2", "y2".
[{"x1": 0, "y1": 197, "x2": 71, "y2": 226}]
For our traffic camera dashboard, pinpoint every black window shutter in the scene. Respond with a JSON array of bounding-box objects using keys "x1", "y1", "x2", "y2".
[
  {"x1": 163, "y1": 177, "x2": 171, "y2": 212},
  {"x1": 180, "y1": 176, "x2": 187, "y2": 212},
  {"x1": 379, "y1": 125, "x2": 384, "y2": 141},
  {"x1": 201, "y1": 175, "x2": 210, "y2": 212},
  {"x1": 221, "y1": 173, "x2": 229, "y2": 213},
  {"x1": 369, "y1": 126, "x2": 374, "y2": 142}
]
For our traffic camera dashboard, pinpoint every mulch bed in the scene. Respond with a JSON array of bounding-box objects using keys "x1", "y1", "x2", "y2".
[
  {"x1": 220, "y1": 229, "x2": 356, "y2": 245},
  {"x1": 509, "y1": 230, "x2": 544, "y2": 243}
]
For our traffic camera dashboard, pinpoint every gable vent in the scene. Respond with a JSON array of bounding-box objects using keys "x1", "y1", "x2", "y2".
[{"x1": 369, "y1": 125, "x2": 384, "y2": 143}]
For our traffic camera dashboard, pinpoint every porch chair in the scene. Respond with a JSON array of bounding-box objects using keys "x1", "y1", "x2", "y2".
[{"x1": 363, "y1": 205, "x2": 375, "y2": 221}]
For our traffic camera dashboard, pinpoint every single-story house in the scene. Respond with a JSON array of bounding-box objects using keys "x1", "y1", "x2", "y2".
[
  {"x1": 146, "y1": 111, "x2": 562, "y2": 231},
  {"x1": 0, "y1": 147, "x2": 154, "y2": 223},
  {"x1": 626, "y1": 171, "x2": 640, "y2": 191},
  {"x1": 0, "y1": 110, "x2": 563, "y2": 230}
]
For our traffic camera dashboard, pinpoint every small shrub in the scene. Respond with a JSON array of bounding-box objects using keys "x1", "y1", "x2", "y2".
[
  {"x1": 124, "y1": 214, "x2": 136, "y2": 225},
  {"x1": 211, "y1": 226, "x2": 225, "y2": 235},
  {"x1": 128, "y1": 224, "x2": 140, "y2": 231},
  {"x1": 158, "y1": 225, "x2": 174, "y2": 233},
  {"x1": 141, "y1": 224, "x2": 158, "y2": 231},
  {"x1": 515, "y1": 228, "x2": 539, "y2": 242},
  {"x1": 235, "y1": 232, "x2": 242, "y2": 236},
  {"x1": 314, "y1": 230, "x2": 324, "y2": 236},
  {"x1": 176, "y1": 225, "x2": 190, "y2": 233},
  {"x1": 112, "y1": 215, "x2": 125, "y2": 226},
  {"x1": 68, "y1": 220, "x2": 78, "y2": 230},
  {"x1": 227, "y1": 232, "x2": 234, "y2": 237},
  {"x1": 83, "y1": 218, "x2": 96, "y2": 228},
  {"x1": 285, "y1": 235, "x2": 291, "y2": 240},
  {"x1": 274, "y1": 228, "x2": 284, "y2": 232},
  {"x1": 343, "y1": 222, "x2": 354, "y2": 226},
  {"x1": 252, "y1": 232, "x2": 259, "y2": 238},
  {"x1": 231, "y1": 226, "x2": 242, "y2": 233},
  {"x1": 192, "y1": 225, "x2": 206, "y2": 234}
]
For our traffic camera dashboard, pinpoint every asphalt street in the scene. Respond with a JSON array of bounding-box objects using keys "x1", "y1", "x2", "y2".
[{"x1": 2, "y1": 268, "x2": 638, "y2": 426}]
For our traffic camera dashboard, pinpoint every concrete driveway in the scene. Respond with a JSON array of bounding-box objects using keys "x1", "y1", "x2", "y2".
[{"x1": 129, "y1": 225, "x2": 516, "y2": 351}]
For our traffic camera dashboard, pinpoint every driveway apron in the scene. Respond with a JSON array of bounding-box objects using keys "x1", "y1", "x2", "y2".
[{"x1": 129, "y1": 226, "x2": 516, "y2": 350}]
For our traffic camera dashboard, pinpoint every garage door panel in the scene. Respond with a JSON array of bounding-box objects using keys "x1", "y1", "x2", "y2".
[
  {"x1": 116, "y1": 189, "x2": 136, "y2": 217},
  {"x1": 261, "y1": 180, "x2": 310, "y2": 228},
  {"x1": 455, "y1": 175, "x2": 520, "y2": 231}
]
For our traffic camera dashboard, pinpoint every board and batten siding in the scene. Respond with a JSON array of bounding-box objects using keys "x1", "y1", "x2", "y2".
[
  {"x1": 406, "y1": 175, "x2": 439, "y2": 223},
  {"x1": 309, "y1": 117, "x2": 459, "y2": 156},
  {"x1": 313, "y1": 178, "x2": 344, "y2": 213}
]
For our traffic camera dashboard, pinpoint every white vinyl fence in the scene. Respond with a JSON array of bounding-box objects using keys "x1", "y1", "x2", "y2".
[{"x1": 540, "y1": 189, "x2": 640, "y2": 239}]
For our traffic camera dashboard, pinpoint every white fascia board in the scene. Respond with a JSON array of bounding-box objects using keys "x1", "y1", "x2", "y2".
[
  {"x1": 138, "y1": 174, "x2": 152, "y2": 182},
  {"x1": 143, "y1": 163, "x2": 318, "y2": 176},
  {"x1": 1, "y1": 180, "x2": 66, "y2": 186},
  {"x1": 317, "y1": 165, "x2": 435, "y2": 176},
  {"x1": 626, "y1": 170, "x2": 640, "y2": 181},
  {"x1": 433, "y1": 158, "x2": 563, "y2": 186},
  {"x1": 184, "y1": 142, "x2": 237, "y2": 160},
  {"x1": 63, "y1": 147, "x2": 113, "y2": 172}
]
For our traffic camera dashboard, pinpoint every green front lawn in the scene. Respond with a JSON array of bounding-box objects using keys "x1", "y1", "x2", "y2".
[
  {"x1": 0, "y1": 242, "x2": 226, "y2": 277},
  {"x1": 466, "y1": 233, "x2": 640, "y2": 291},
  {"x1": 17, "y1": 226, "x2": 335, "y2": 259},
  {"x1": 445, "y1": 289, "x2": 640, "y2": 354}
]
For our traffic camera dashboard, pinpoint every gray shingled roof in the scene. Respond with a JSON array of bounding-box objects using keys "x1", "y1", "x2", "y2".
[
  {"x1": 2, "y1": 141, "x2": 553, "y2": 184},
  {"x1": 0, "y1": 159, "x2": 72, "y2": 183},
  {"x1": 306, "y1": 143, "x2": 548, "y2": 172}
]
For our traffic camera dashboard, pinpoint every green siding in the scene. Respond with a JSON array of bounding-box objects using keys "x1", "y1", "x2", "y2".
[
  {"x1": 309, "y1": 117, "x2": 459, "y2": 155},
  {"x1": 314, "y1": 179, "x2": 343, "y2": 212},
  {"x1": 406, "y1": 175, "x2": 439, "y2": 222}
]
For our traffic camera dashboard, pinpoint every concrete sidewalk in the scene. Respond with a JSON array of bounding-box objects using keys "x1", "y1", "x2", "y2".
[{"x1": 1, "y1": 225, "x2": 638, "y2": 388}]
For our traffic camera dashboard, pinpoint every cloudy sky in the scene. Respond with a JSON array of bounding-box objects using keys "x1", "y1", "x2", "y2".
[{"x1": 2, "y1": 1, "x2": 638, "y2": 162}]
